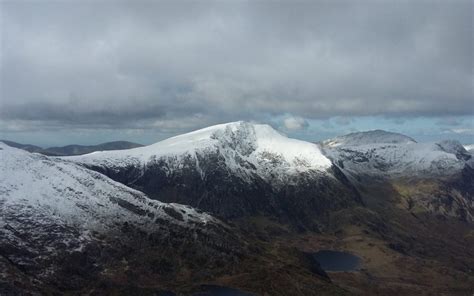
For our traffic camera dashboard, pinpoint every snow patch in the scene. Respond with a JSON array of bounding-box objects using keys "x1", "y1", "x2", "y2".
[{"x1": 464, "y1": 144, "x2": 474, "y2": 152}]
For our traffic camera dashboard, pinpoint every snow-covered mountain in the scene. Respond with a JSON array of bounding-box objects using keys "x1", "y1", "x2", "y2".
[
  {"x1": 320, "y1": 131, "x2": 474, "y2": 222},
  {"x1": 320, "y1": 131, "x2": 472, "y2": 178},
  {"x1": 64, "y1": 123, "x2": 472, "y2": 226},
  {"x1": 322, "y1": 130, "x2": 417, "y2": 148},
  {"x1": 0, "y1": 143, "x2": 240, "y2": 291},
  {"x1": 67, "y1": 122, "x2": 361, "y2": 227},
  {"x1": 0, "y1": 142, "x2": 217, "y2": 233},
  {"x1": 69, "y1": 121, "x2": 332, "y2": 183}
]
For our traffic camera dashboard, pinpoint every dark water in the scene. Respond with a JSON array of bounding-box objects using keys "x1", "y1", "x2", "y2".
[
  {"x1": 192, "y1": 285, "x2": 255, "y2": 296},
  {"x1": 312, "y1": 250, "x2": 361, "y2": 272}
]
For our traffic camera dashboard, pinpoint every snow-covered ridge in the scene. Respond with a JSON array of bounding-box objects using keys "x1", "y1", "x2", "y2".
[
  {"x1": 322, "y1": 130, "x2": 417, "y2": 148},
  {"x1": 64, "y1": 123, "x2": 470, "y2": 181},
  {"x1": 67, "y1": 121, "x2": 332, "y2": 179},
  {"x1": 322, "y1": 135, "x2": 471, "y2": 178},
  {"x1": 0, "y1": 143, "x2": 239, "y2": 285},
  {"x1": 0, "y1": 142, "x2": 216, "y2": 236}
]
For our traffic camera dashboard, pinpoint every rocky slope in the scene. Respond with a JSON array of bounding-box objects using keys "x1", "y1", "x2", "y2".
[
  {"x1": 320, "y1": 130, "x2": 474, "y2": 222},
  {"x1": 0, "y1": 143, "x2": 243, "y2": 294}
]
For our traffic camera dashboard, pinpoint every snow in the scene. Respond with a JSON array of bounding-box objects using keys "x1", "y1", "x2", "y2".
[
  {"x1": 0, "y1": 142, "x2": 217, "y2": 237},
  {"x1": 322, "y1": 130, "x2": 416, "y2": 148},
  {"x1": 253, "y1": 124, "x2": 332, "y2": 168},
  {"x1": 63, "y1": 123, "x2": 470, "y2": 181},
  {"x1": 319, "y1": 130, "x2": 472, "y2": 178},
  {"x1": 66, "y1": 121, "x2": 332, "y2": 180},
  {"x1": 464, "y1": 144, "x2": 474, "y2": 152},
  {"x1": 0, "y1": 143, "x2": 226, "y2": 279}
]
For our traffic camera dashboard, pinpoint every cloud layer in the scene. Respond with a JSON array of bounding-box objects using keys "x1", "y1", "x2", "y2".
[{"x1": 1, "y1": 0, "x2": 472, "y2": 134}]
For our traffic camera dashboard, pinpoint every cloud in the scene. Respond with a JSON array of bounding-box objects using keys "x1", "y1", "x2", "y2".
[
  {"x1": 0, "y1": 0, "x2": 472, "y2": 135},
  {"x1": 449, "y1": 128, "x2": 474, "y2": 135},
  {"x1": 282, "y1": 116, "x2": 309, "y2": 131}
]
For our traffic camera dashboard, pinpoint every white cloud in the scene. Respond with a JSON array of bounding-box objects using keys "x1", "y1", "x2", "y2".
[{"x1": 283, "y1": 116, "x2": 309, "y2": 131}]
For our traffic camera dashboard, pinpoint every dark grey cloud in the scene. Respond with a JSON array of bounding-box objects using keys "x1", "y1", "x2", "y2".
[{"x1": 1, "y1": 0, "x2": 472, "y2": 134}]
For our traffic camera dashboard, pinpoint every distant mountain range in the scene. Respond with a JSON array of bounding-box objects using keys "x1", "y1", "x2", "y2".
[
  {"x1": 0, "y1": 139, "x2": 143, "y2": 156},
  {"x1": 68, "y1": 122, "x2": 473, "y2": 224},
  {"x1": 1, "y1": 122, "x2": 473, "y2": 295}
]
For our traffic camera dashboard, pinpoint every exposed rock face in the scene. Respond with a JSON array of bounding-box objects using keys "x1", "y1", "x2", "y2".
[{"x1": 133, "y1": 157, "x2": 361, "y2": 230}]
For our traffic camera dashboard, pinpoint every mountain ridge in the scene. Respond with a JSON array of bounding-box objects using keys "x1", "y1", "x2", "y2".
[
  {"x1": 66, "y1": 122, "x2": 362, "y2": 228},
  {"x1": 0, "y1": 139, "x2": 143, "y2": 156},
  {"x1": 68, "y1": 121, "x2": 333, "y2": 181},
  {"x1": 0, "y1": 142, "x2": 350, "y2": 295},
  {"x1": 321, "y1": 129, "x2": 417, "y2": 148},
  {"x1": 0, "y1": 142, "x2": 247, "y2": 293},
  {"x1": 67, "y1": 122, "x2": 473, "y2": 224}
]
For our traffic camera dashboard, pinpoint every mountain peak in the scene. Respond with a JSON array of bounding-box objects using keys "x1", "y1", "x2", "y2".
[
  {"x1": 141, "y1": 121, "x2": 282, "y2": 158},
  {"x1": 68, "y1": 121, "x2": 332, "y2": 181},
  {"x1": 163, "y1": 121, "x2": 279, "y2": 142}
]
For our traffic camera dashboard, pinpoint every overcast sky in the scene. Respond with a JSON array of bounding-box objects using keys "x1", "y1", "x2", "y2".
[{"x1": 1, "y1": 0, "x2": 473, "y2": 147}]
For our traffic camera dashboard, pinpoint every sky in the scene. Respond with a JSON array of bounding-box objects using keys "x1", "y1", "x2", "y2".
[{"x1": 0, "y1": 0, "x2": 473, "y2": 147}]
